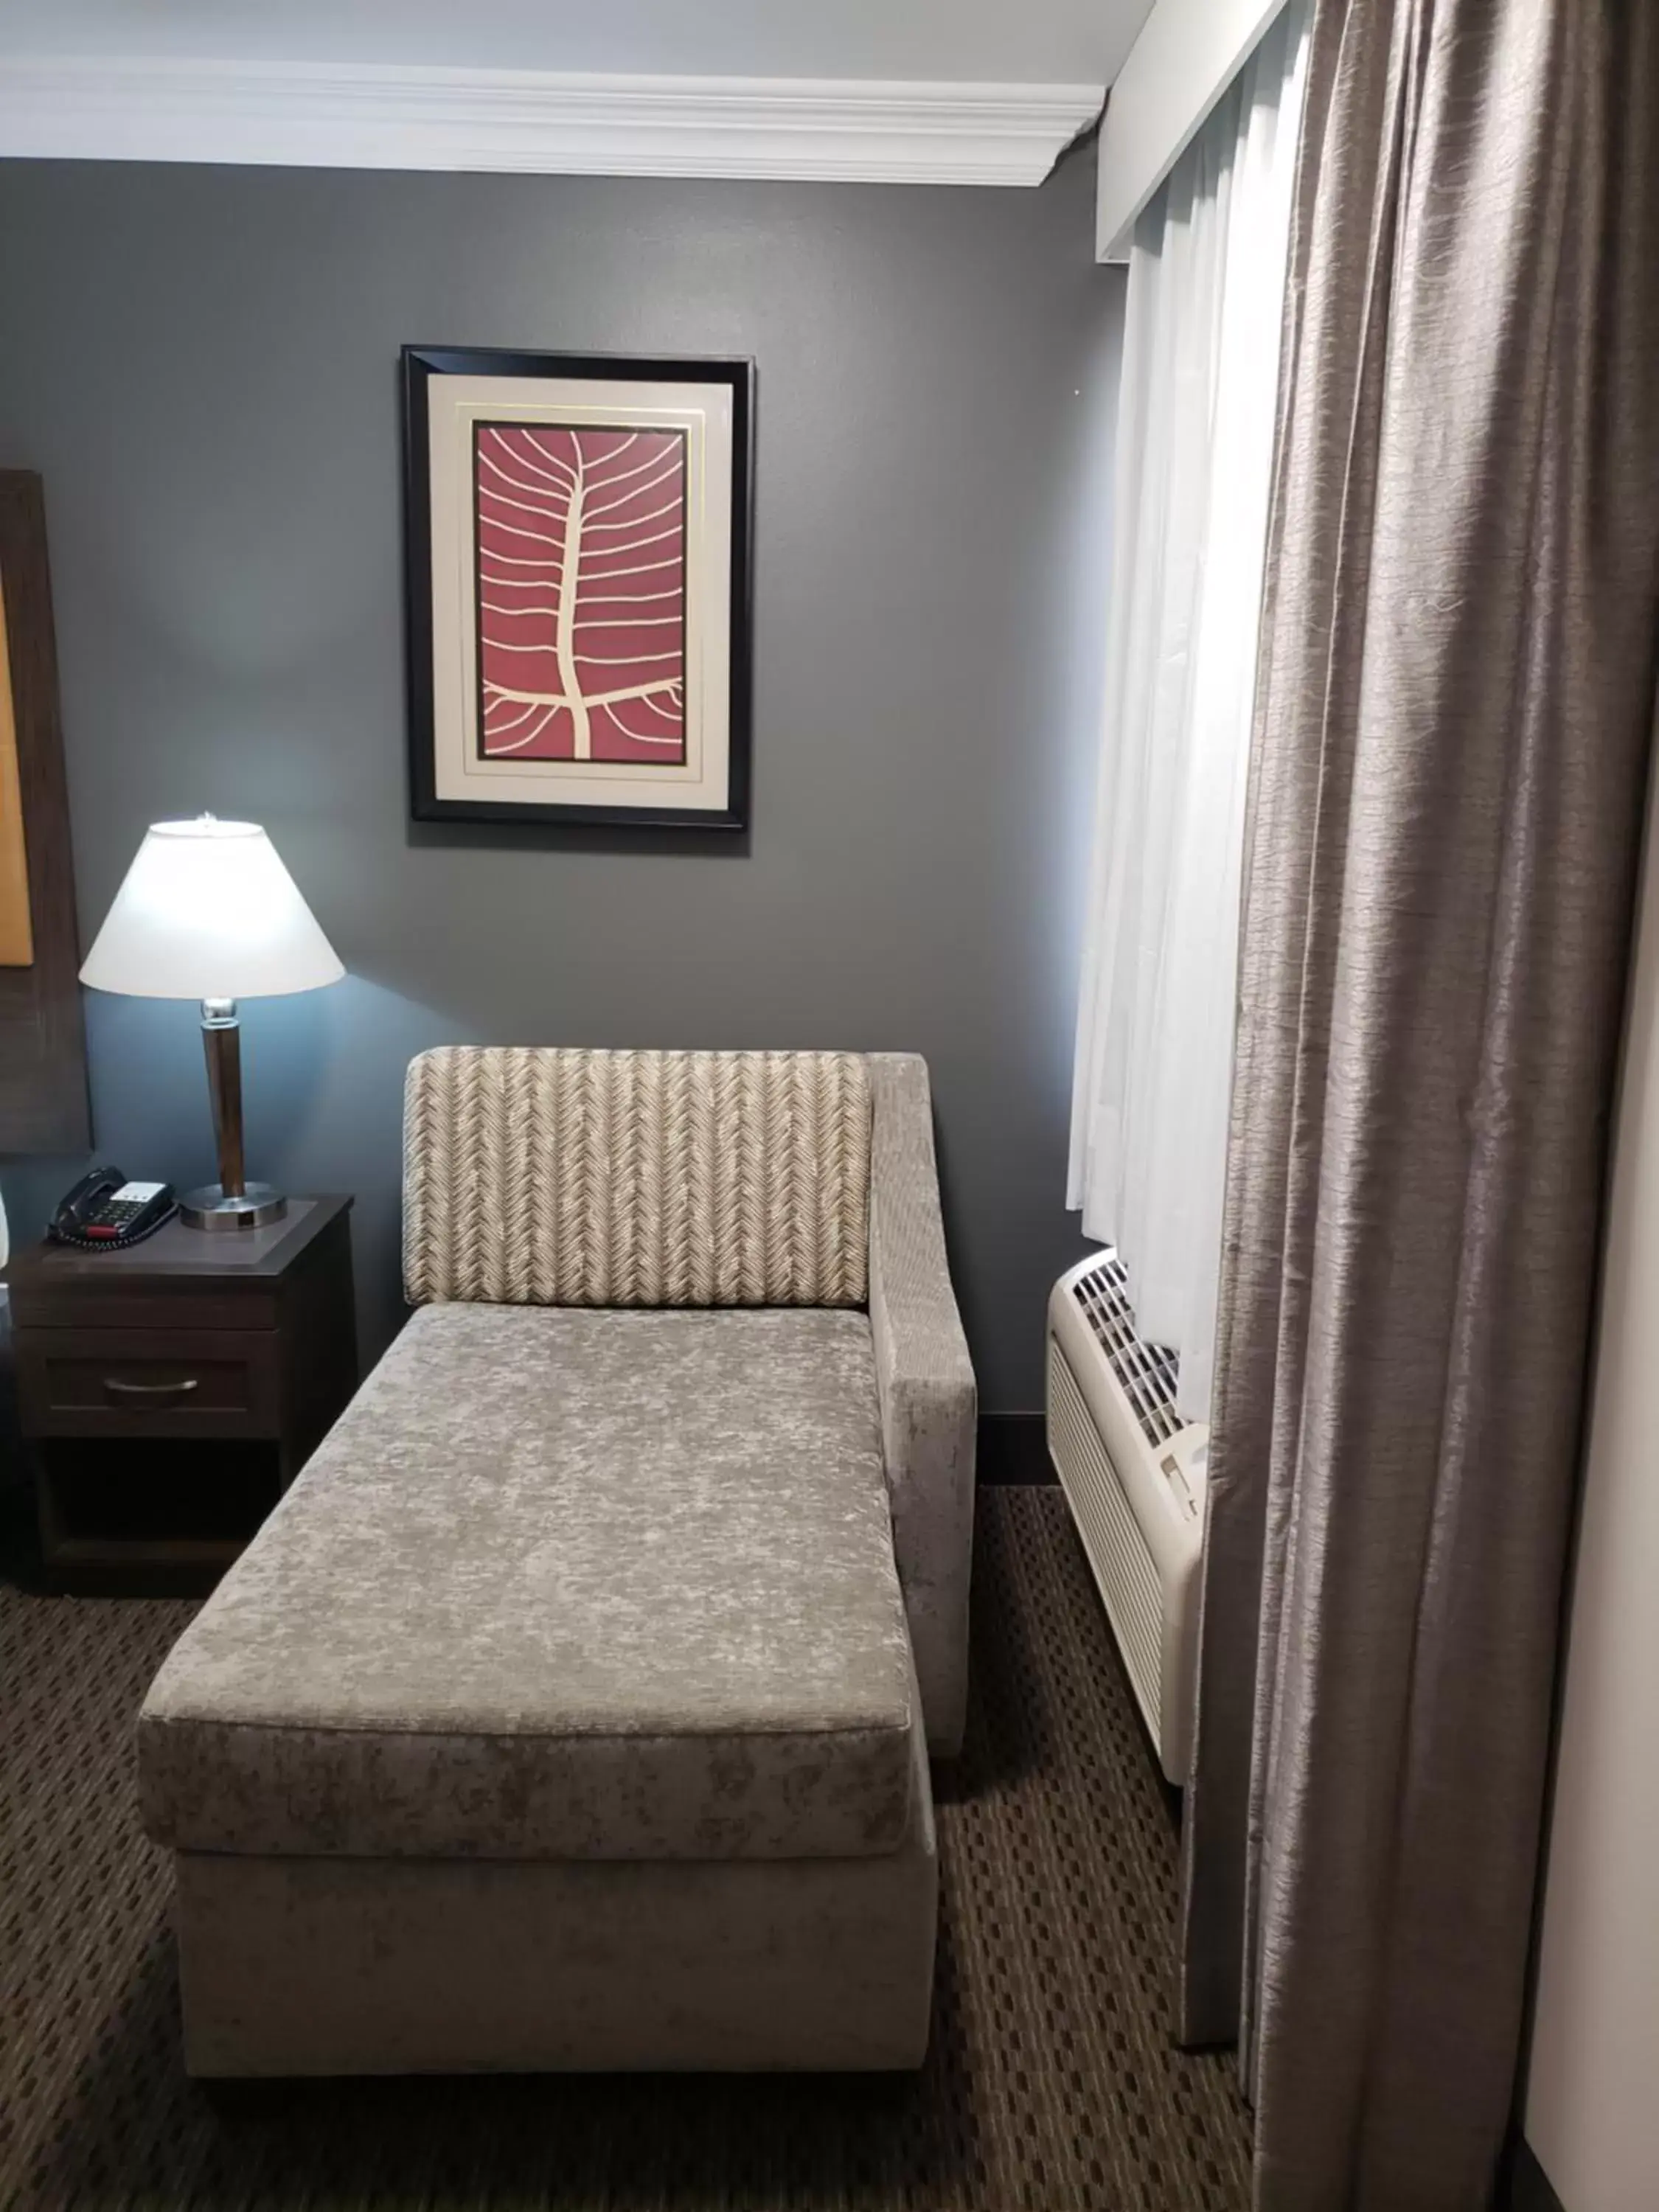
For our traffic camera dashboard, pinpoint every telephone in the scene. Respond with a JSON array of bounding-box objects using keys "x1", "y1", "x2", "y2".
[{"x1": 48, "y1": 1166, "x2": 178, "y2": 1251}]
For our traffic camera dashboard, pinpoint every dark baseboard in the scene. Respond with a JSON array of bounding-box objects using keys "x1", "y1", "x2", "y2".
[
  {"x1": 977, "y1": 1411, "x2": 1054, "y2": 1485},
  {"x1": 1498, "y1": 2131, "x2": 1567, "y2": 2212}
]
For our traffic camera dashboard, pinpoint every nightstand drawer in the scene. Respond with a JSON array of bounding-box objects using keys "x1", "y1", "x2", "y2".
[{"x1": 15, "y1": 1329, "x2": 282, "y2": 1437}]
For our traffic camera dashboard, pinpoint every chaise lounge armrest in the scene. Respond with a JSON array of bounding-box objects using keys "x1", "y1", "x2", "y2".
[{"x1": 868, "y1": 1054, "x2": 976, "y2": 1758}]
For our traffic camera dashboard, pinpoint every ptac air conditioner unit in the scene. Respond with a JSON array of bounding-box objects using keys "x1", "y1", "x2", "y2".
[{"x1": 1046, "y1": 1251, "x2": 1207, "y2": 1785}]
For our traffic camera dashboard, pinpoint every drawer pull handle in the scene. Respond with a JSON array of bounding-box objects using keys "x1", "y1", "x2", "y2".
[{"x1": 102, "y1": 1376, "x2": 201, "y2": 1399}]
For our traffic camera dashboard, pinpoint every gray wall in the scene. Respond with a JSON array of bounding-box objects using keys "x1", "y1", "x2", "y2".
[{"x1": 0, "y1": 150, "x2": 1121, "y2": 1410}]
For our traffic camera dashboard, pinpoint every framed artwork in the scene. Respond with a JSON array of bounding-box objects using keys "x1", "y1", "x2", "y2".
[
  {"x1": 0, "y1": 471, "x2": 90, "y2": 1151},
  {"x1": 403, "y1": 346, "x2": 754, "y2": 830},
  {"x1": 0, "y1": 562, "x2": 32, "y2": 967}
]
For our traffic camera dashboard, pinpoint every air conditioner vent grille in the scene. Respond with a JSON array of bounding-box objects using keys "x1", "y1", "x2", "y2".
[
  {"x1": 1047, "y1": 1339, "x2": 1165, "y2": 1745},
  {"x1": 1070, "y1": 1252, "x2": 1183, "y2": 1446}
]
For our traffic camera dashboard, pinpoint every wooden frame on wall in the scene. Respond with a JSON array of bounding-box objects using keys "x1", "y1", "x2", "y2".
[
  {"x1": 0, "y1": 472, "x2": 90, "y2": 1152},
  {"x1": 402, "y1": 346, "x2": 755, "y2": 832}
]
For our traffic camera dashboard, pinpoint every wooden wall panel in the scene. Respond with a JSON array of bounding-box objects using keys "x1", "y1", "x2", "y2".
[
  {"x1": 0, "y1": 571, "x2": 35, "y2": 964},
  {"x1": 0, "y1": 473, "x2": 89, "y2": 1151}
]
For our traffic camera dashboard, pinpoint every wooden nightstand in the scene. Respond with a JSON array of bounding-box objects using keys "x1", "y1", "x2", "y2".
[{"x1": 7, "y1": 1194, "x2": 357, "y2": 1592}]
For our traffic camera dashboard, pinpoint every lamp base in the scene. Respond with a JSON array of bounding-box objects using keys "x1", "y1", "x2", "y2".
[{"x1": 180, "y1": 1183, "x2": 288, "y2": 1232}]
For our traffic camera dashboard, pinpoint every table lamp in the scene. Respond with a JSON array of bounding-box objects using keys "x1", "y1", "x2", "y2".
[{"x1": 79, "y1": 816, "x2": 344, "y2": 1231}]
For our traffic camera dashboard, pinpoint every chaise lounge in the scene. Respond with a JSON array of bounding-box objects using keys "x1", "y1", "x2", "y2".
[{"x1": 136, "y1": 1046, "x2": 975, "y2": 2075}]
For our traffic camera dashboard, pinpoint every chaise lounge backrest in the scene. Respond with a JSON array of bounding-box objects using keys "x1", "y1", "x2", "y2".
[{"x1": 404, "y1": 1046, "x2": 872, "y2": 1308}]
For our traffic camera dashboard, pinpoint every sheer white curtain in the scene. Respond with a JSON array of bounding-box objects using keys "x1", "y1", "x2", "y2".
[{"x1": 1068, "y1": 1, "x2": 1308, "y2": 1422}]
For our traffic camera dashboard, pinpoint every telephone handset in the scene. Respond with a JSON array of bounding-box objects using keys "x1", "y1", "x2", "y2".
[{"x1": 48, "y1": 1166, "x2": 178, "y2": 1251}]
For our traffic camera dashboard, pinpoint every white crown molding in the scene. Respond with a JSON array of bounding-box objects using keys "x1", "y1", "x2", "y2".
[{"x1": 0, "y1": 59, "x2": 1104, "y2": 187}]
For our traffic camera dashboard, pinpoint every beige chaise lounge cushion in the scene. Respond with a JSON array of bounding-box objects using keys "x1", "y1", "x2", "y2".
[{"x1": 139, "y1": 1304, "x2": 915, "y2": 1863}]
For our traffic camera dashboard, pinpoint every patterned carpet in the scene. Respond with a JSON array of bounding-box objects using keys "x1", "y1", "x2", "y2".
[{"x1": 0, "y1": 1487, "x2": 1251, "y2": 2212}]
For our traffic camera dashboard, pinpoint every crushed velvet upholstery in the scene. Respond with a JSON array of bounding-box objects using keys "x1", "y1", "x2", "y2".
[
  {"x1": 170, "y1": 1716, "x2": 937, "y2": 2078},
  {"x1": 403, "y1": 1047, "x2": 872, "y2": 1309},
  {"x1": 868, "y1": 1054, "x2": 977, "y2": 1755},
  {"x1": 140, "y1": 1046, "x2": 971, "y2": 2076},
  {"x1": 140, "y1": 1307, "x2": 915, "y2": 1862},
  {"x1": 399, "y1": 1044, "x2": 973, "y2": 1752}
]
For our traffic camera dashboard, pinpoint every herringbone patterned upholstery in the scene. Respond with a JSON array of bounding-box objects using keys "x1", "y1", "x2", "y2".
[{"x1": 403, "y1": 1046, "x2": 871, "y2": 1308}]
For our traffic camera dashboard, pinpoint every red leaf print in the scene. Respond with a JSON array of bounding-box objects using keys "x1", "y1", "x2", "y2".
[{"x1": 475, "y1": 423, "x2": 686, "y2": 765}]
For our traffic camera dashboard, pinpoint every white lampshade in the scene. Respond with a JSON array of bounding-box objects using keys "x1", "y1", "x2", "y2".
[{"x1": 80, "y1": 817, "x2": 344, "y2": 1001}]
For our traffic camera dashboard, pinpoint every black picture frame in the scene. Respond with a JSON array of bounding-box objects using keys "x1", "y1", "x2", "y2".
[{"x1": 401, "y1": 345, "x2": 754, "y2": 831}]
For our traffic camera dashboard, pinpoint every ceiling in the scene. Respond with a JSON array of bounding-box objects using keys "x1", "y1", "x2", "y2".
[
  {"x1": 0, "y1": 1, "x2": 1155, "y2": 87},
  {"x1": 0, "y1": 1, "x2": 1161, "y2": 186}
]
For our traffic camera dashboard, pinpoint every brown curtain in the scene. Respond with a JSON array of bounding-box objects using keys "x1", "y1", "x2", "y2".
[{"x1": 1176, "y1": 1, "x2": 1659, "y2": 2205}]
